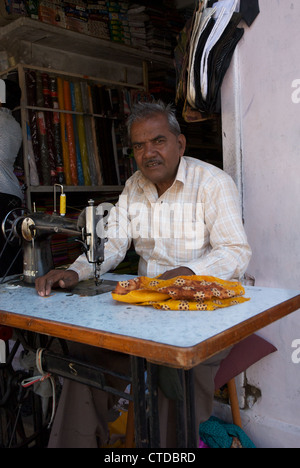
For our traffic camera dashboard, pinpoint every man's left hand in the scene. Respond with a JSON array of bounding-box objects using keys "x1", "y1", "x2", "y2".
[{"x1": 159, "y1": 266, "x2": 194, "y2": 280}]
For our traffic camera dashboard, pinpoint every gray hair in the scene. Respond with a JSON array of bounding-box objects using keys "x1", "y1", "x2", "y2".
[{"x1": 126, "y1": 100, "x2": 181, "y2": 139}]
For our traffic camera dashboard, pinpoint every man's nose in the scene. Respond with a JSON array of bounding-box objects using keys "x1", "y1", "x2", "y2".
[{"x1": 144, "y1": 141, "x2": 156, "y2": 158}]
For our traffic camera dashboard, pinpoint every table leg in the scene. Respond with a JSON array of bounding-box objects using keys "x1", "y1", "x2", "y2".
[
  {"x1": 175, "y1": 370, "x2": 187, "y2": 448},
  {"x1": 185, "y1": 368, "x2": 197, "y2": 448},
  {"x1": 147, "y1": 362, "x2": 160, "y2": 447},
  {"x1": 130, "y1": 356, "x2": 148, "y2": 448}
]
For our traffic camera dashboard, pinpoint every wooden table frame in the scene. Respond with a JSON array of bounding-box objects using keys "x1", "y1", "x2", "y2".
[
  {"x1": 1, "y1": 277, "x2": 300, "y2": 448},
  {"x1": 1, "y1": 293, "x2": 299, "y2": 368}
]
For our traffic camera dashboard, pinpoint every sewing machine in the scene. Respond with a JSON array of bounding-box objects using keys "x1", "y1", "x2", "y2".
[{"x1": 1, "y1": 185, "x2": 115, "y2": 294}]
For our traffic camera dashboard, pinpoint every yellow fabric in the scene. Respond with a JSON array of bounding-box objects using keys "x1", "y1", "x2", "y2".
[
  {"x1": 101, "y1": 410, "x2": 129, "y2": 448},
  {"x1": 112, "y1": 275, "x2": 249, "y2": 311}
]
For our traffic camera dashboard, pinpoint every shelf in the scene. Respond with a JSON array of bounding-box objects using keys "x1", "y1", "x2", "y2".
[
  {"x1": 29, "y1": 185, "x2": 123, "y2": 193},
  {"x1": 0, "y1": 17, "x2": 174, "y2": 69}
]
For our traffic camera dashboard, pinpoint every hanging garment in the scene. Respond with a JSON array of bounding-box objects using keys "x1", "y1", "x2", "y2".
[
  {"x1": 195, "y1": 12, "x2": 244, "y2": 114},
  {"x1": 240, "y1": 0, "x2": 260, "y2": 26},
  {"x1": 175, "y1": 0, "x2": 260, "y2": 117},
  {"x1": 200, "y1": 0, "x2": 239, "y2": 102},
  {"x1": 174, "y1": 3, "x2": 200, "y2": 105},
  {"x1": 188, "y1": 9, "x2": 216, "y2": 108}
]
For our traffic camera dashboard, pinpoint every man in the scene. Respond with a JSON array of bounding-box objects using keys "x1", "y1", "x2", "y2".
[
  {"x1": 0, "y1": 79, "x2": 23, "y2": 278},
  {"x1": 36, "y1": 100, "x2": 251, "y2": 447}
]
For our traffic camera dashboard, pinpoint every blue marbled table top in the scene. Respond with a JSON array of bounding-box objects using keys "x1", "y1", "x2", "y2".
[{"x1": 0, "y1": 273, "x2": 299, "y2": 349}]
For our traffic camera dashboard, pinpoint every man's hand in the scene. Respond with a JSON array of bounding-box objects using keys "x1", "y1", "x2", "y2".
[
  {"x1": 35, "y1": 270, "x2": 79, "y2": 297},
  {"x1": 159, "y1": 266, "x2": 194, "y2": 280}
]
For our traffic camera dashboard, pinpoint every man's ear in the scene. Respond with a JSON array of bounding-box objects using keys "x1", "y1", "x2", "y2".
[
  {"x1": 178, "y1": 134, "x2": 186, "y2": 157},
  {"x1": 0, "y1": 79, "x2": 6, "y2": 104}
]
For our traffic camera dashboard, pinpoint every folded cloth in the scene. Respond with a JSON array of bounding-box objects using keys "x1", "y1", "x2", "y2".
[
  {"x1": 112, "y1": 275, "x2": 249, "y2": 311},
  {"x1": 199, "y1": 415, "x2": 256, "y2": 448}
]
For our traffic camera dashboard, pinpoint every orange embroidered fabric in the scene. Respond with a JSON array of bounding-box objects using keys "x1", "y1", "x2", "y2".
[{"x1": 111, "y1": 275, "x2": 249, "y2": 311}]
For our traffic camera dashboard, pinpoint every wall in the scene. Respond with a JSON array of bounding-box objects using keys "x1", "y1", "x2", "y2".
[{"x1": 219, "y1": 0, "x2": 300, "y2": 448}]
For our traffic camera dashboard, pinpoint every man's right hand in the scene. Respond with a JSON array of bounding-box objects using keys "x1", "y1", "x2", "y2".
[{"x1": 35, "y1": 270, "x2": 79, "y2": 297}]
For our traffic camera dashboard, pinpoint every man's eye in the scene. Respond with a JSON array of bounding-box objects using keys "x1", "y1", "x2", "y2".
[{"x1": 133, "y1": 144, "x2": 142, "y2": 151}]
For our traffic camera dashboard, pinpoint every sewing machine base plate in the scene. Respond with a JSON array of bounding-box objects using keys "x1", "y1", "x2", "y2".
[
  {"x1": 68, "y1": 279, "x2": 117, "y2": 296},
  {"x1": 5, "y1": 278, "x2": 117, "y2": 296}
]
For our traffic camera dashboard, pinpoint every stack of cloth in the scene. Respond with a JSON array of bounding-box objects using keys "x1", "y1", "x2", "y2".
[
  {"x1": 64, "y1": 0, "x2": 89, "y2": 35},
  {"x1": 127, "y1": 1, "x2": 185, "y2": 56},
  {"x1": 145, "y1": 5, "x2": 173, "y2": 57},
  {"x1": 87, "y1": 0, "x2": 110, "y2": 40},
  {"x1": 112, "y1": 275, "x2": 249, "y2": 311},
  {"x1": 127, "y1": 3, "x2": 148, "y2": 50},
  {"x1": 107, "y1": 1, "x2": 131, "y2": 45},
  {"x1": 38, "y1": 0, "x2": 66, "y2": 28}
]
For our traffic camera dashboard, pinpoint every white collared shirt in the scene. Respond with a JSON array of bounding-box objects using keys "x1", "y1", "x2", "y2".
[{"x1": 70, "y1": 156, "x2": 251, "y2": 281}]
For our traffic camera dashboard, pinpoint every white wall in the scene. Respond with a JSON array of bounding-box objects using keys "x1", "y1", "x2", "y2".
[{"x1": 220, "y1": 0, "x2": 300, "y2": 448}]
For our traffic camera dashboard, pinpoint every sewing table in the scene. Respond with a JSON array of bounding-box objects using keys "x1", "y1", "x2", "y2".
[{"x1": 0, "y1": 273, "x2": 300, "y2": 448}]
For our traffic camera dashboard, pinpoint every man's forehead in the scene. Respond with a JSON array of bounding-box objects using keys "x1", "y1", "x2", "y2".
[{"x1": 131, "y1": 114, "x2": 170, "y2": 138}]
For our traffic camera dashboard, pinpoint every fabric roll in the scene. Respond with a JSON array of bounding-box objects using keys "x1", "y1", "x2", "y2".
[
  {"x1": 63, "y1": 80, "x2": 78, "y2": 185},
  {"x1": 26, "y1": 122, "x2": 39, "y2": 186},
  {"x1": 41, "y1": 72, "x2": 57, "y2": 185},
  {"x1": 86, "y1": 84, "x2": 103, "y2": 185},
  {"x1": 57, "y1": 77, "x2": 71, "y2": 185},
  {"x1": 74, "y1": 82, "x2": 91, "y2": 186},
  {"x1": 70, "y1": 82, "x2": 84, "y2": 185},
  {"x1": 50, "y1": 77, "x2": 64, "y2": 185},
  {"x1": 80, "y1": 81, "x2": 100, "y2": 185},
  {"x1": 36, "y1": 72, "x2": 51, "y2": 185},
  {"x1": 25, "y1": 70, "x2": 43, "y2": 184}
]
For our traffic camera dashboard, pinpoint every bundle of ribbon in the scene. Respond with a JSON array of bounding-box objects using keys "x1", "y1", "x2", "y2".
[{"x1": 112, "y1": 275, "x2": 249, "y2": 311}]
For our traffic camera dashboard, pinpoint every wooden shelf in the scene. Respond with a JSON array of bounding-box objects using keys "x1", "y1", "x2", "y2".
[
  {"x1": 29, "y1": 185, "x2": 123, "y2": 193},
  {"x1": 0, "y1": 17, "x2": 174, "y2": 69}
]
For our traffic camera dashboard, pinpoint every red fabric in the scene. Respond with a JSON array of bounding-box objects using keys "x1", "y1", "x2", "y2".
[{"x1": 215, "y1": 334, "x2": 277, "y2": 390}]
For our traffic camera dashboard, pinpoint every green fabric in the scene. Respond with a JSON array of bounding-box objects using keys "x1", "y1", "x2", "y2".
[{"x1": 199, "y1": 416, "x2": 256, "y2": 448}]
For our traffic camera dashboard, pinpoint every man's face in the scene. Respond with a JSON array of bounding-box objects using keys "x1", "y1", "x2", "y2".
[{"x1": 130, "y1": 113, "x2": 186, "y2": 195}]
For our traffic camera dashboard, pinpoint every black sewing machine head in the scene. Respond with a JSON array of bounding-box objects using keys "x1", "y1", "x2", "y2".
[{"x1": 1, "y1": 197, "x2": 105, "y2": 286}]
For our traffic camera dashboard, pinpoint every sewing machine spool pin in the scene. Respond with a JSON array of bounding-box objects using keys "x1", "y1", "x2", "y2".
[{"x1": 53, "y1": 184, "x2": 66, "y2": 217}]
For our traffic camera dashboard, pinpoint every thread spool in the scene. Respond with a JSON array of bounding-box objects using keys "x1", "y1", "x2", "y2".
[{"x1": 60, "y1": 193, "x2": 66, "y2": 217}]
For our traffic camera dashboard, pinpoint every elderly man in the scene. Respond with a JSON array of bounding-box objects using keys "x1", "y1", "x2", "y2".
[{"x1": 36, "y1": 100, "x2": 251, "y2": 448}]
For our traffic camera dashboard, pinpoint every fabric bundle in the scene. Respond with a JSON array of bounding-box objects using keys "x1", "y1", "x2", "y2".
[
  {"x1": 112, "y1": 275, "x2": 249, "y2": 311},
  {"x1": 175, "y1": 0, "x2": 260, "y2": 121},
  {"x1": 199, "y1": 416, "x2": 256, "y2": 448}
]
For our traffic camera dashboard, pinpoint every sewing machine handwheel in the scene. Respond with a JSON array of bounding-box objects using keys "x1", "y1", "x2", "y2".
[{"x1": 1, "y1": 207, "x2": 31, "y2": 244}]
